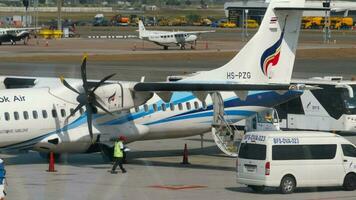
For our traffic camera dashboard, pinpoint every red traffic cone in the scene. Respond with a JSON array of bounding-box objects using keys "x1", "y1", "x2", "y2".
[
  {"x1": 47, "y1": 152, "x2": 57, "y2": 172},
  {"x1": 181, "y1": 143, "x2": 190, "y2": 165}
]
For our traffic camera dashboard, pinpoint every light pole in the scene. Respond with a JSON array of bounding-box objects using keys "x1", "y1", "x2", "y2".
[
  {"x1": 323, "y1": 0, "x2": 331, "y2": 44},
  {"x1": 57, "y1": 0, "x2": 62, "y2": 31},
  {"x1": 23, "y1": 0, "x2": 29, "y2": 27}
]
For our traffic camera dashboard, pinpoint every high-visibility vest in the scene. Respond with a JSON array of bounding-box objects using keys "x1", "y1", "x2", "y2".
[
  {"x1": 113, "y1": 141, "x2": 123, "y2": 158},
  {"x1": 0, "y1": 164, "x2": 4, "y2": 184}
]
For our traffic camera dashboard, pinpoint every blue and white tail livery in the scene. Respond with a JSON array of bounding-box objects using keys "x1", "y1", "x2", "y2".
[
  {"x1": 0, "y1": 0, "x2": 323, "y2": 157},
  {"x1": 186, "y1": 0, "x2": 304, "y2": 84}
]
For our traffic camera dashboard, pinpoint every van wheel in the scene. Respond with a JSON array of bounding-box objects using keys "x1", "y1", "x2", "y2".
[
  {"x1": 343, "y1": 173, "x2": 356, "y2": 191},
  {"x1": 280, "y1": 176, "x2": 296, "y2": 194},
  {"x1": 248, "y1": 185, "x2": 265, "y2": 193}
]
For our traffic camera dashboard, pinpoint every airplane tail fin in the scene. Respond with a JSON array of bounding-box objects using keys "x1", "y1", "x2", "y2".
[
  {"x1": 185, "y1": 0, "x2": 307, "y2": 85},
  {"x1": 138, "y1": 20, "x2": 146, "y2": 39}
]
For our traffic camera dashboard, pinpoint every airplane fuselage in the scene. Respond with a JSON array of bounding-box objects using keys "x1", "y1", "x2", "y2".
[
  {"x1": 0, "y1": 78, "x2": 301, "y2": 154},
  {"x1": 0, "y1": 30, "x2": 30, "y2": 45}
]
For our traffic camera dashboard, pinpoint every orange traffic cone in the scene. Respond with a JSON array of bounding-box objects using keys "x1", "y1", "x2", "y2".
[
  {"x1": 181, "y1": 143, "x2": 190, "y2": 165},
  {"x1": 47, "y1": 152, "x2": 57, "y2": 172}
]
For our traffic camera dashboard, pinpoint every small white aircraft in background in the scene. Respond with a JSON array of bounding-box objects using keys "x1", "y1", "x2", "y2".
[
  {"x1": 138, "y1": 20, "x2": 215, "y2": 50},
  {"x1": 0, "y1": 27, "x2": 38, "y2": 45},
  {"x1": 0, "y1": 0, "x2": 325, "y2": 159}
]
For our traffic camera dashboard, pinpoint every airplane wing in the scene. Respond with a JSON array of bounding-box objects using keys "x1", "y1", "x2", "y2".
[
  {"x1": 1, "y1": 27, "x2": 40, "y2": 32},
  {"x1": 176, "y1": 30, "x2": 215, "y2": 34},
  {"x1": 133, "y1": 81, "x2": 310, "y2": 92}
]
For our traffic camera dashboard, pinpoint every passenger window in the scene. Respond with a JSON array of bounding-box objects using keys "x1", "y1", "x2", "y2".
[
  {"x1": 161, "y1": 103, "x2": 166, "y2": 111},
  {"x1": 135, "y1": 107, "x2": 139, "y2": 112},
  {"x1": 32, "y1": 111, "x2": 38, "y2": 119},
  {"x1": 170, "y1": 103, "x2": 175, "y2": 111},
  {"x1": 144, "y1": 104, "x2": 149, "y2": 112},
  {"x1": 52, "y1": 109, "x2": 58, "y2": 118},
  {"x1": 23, "y1": 111, "x2": 29, "y2": 120},
  {"x1": 60, "y1": 109, "x2": 66, "y2": 117},
  {"x1": 194, "y1": 101, "x2": 199, "y2": 109},
  {"x1": 4, "y1": 112, "x2": 10, "y2": 121},
  {"x1": 186, "y1": 102, "x2": 191, "y2": 110},
  {"x1": 178, "y1": 103, "x2": 183, "y2": 111},
  {"x1": 70, "y1": 108, "x2": 75, "y2": 116},
  {"x1": 42, "y1": 110, "x2": 48, "y2": 119},
  {"x1": 202, "y1": 101, "x2": 207, "y2": 109},
  {"x1": 342, "y1": 144, "x2": 356, "y2": 157},
  {"x1": 153, "y1": 104, "x2": 158, "y2": 112},
  {"x1": 14, "y1": 112, "x2": 19, "y2": 120}
]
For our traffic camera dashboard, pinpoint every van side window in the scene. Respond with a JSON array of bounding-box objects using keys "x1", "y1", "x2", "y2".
[
  {"x1": 42, "y1": 110, "x2": 48, "y2": 119},
  {"x1": 4, "y1": 112, "x2": 10, "y2": 121},
  {"x1": 272, "y1": 145, "x2": 337, "y2": 160},
  {"x1": 23, "y1": 111, "x2": 29, "y2": 120},
  {"x1": 239, "y1": 143, "x2": 266, "y2": 160},
  {"x1": 144, "y1": 104, "x2": 148, "y2": 112},
  {"x1": 342, "y1": 144, "x2": 356, "y2": 157},
  {"x1": 32, "y1": 111, "x2": 38, "y2": 119},
  {"x1": 14, "y1": 112, "x2": 19, "y2": 120}
]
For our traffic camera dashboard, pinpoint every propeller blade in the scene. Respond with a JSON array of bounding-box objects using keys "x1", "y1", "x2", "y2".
[
  {"x1": 92, "y1": 73, "x2": 116, "y2": 93},
  {"x1": 85, "y1": 105, "x2": 94, "y2": 142},
  {"x1": 70, "y1": 103, "x2": 85, "y2": 116},
  {"x1": 81, "y1": 56, "x2": 89, "y2": 92},
  {"x1": 60, "y1": 76, "x2": 80, "y2": 94},
  {"x1": 93, "y1": 100, "x2": 113, "y2": 116}
]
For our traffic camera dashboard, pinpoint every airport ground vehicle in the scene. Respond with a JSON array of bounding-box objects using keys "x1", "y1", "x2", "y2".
[
  {"x1": 111, "y1": 14, "x2": 130, "y2": 26},
  {"x1": 335, "y1": 17, "x2": 354, "y2": 29},
  {"x1": 237, "y1": 131, "x2": 356, "y2": 194},
  {"x1": 245, "y1": 19, "x2": 259, "y2": 28},
  {"x1": 220, "y1": 21, "x2": 237, "y2": 28},
  {"x1": 275, "y1": 77, "x2": 356, "y2": 133},
  {"x1": 92, "y1": 14, "x2": 109, "y2": 26}
]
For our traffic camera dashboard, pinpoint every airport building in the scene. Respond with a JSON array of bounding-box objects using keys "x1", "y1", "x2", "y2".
[{"x1": 224, "y1": 0, "x2": 356, "y2": 26}]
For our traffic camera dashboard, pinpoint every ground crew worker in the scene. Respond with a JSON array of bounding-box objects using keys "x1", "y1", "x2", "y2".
[
  {"x1": 0, "y1": 159, "x2": 6, "y2": 200},
  {"x1": 265, "y1": 112, "x2": 273, "y2": 123},
  {"x1": 111, "y1": 136, "x2": 127, "y2": 174}
]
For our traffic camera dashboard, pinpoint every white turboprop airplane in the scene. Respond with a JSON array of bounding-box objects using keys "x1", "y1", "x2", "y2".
[
  {"x1": 0, "y1": 27, "x2": 38, "y2": 45},
  {"x1": 0, "y1": 0, "x2": 325, "y2": 158},
  {"x1": 138, "y1": 20, "x2": 215, "y2": 50}
]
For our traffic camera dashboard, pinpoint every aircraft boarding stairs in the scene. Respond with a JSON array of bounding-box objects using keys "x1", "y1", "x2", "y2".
[{"x1": 211, "y1": 93, "x2": 242, "y2": 157}]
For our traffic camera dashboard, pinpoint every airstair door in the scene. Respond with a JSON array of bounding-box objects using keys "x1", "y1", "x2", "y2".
[{"x1": 211, "y1": 92, "x2": 240, "y2": 157}]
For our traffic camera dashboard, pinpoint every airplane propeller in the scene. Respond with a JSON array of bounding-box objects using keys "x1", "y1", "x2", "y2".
[{"x1": 60, "y1": 56, "x2": 116, "y2": 142}]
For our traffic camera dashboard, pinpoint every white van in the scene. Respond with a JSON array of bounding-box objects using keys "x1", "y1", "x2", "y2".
[{"x1": 236, "y1": 131, "x2": 356, "y2": 194}]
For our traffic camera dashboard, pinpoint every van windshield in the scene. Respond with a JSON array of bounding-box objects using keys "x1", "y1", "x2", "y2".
[{"x1": 238, "y1": 143, "x2": 266, "y2": 160}]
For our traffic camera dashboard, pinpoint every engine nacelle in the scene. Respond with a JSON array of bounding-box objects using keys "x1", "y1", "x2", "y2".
[{"x1": 94, "y1": 82, "x2": 152, "y2": 113}]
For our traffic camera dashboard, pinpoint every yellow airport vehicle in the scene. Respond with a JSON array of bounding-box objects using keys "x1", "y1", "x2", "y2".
[
  {"x1": 335, "y1": 17, "x2": 354, "y2": 29},
  {"x1": 220, "y1": 21, "x2": 237, "y2": 28},
  {"x1": 39, "y1": 29, "x2": 63, "y2": 39},
  {"x1": 246, "y1": 19, "x2": 259, "y2": 28}
]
